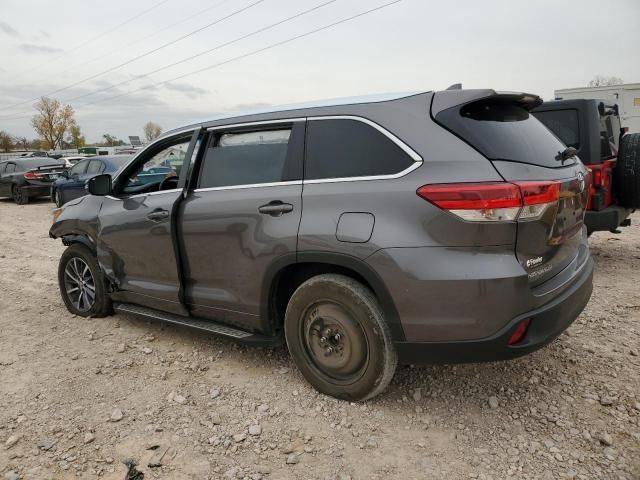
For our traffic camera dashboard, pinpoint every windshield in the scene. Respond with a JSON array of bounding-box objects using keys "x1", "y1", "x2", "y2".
[{"x1": 436, "y1": 99, "x2": 575, "y2": 168}]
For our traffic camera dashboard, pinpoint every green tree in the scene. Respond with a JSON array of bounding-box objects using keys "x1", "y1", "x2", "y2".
[
  {"x1": 31, "y1": 96, "x2": 76, "y2": 150},
  {"x1": 68, "y1": 124, "x2": 86, "y2": 148}
]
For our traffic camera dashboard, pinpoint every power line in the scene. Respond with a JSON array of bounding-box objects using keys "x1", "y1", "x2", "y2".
[
  {"x1": 0, "y1": 0, "x2": 402, "y2": 122},
  {"x1": 0, "y1": 0, "x2": 267, "y2": 111},
  {"x1": 76, "y1": 0, "x2": 403, "y2": 110},
  {"x1": 60, "y1": 0, "x2": 339, "y2": 105},
  {"x1": 11, "y1": 0, "x2": 173, "y2": 79},
  {"x1": 59, "y1": 0, "x2": 233, "y2": 79}
]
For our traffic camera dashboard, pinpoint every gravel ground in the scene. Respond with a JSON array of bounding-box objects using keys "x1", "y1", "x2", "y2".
[{"x1": 0, "y1": 198, "x2": 639, "y2": 480}]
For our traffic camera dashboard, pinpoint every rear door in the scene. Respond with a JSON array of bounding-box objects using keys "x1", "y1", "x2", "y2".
[
  {"x1": 435, "y1": 96, "x2": 589, "y2": 287},
  {"x1": 179, "y1": 120, "x2": 304, "y2": 331},
  {"x1": 64, "y1": 159, "x2": 90, "y2": 200},
  {"x1": 0, "y1": 162, "x2": 17, "y2": 197}
]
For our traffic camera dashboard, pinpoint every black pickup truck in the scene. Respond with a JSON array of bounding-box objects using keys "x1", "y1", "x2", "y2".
[{"x1": 533, "y1": 99, "x2": 640, "y2": 234}]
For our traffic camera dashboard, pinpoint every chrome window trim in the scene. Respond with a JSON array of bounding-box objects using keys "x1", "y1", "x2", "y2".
[
  {"x1": 194, "y1": 180, "x2": 302, "y2": 193},
  {"x1": 303, "y1": 161, "x2": 422, "y2": 184},
  {"x1": 105, "y1": 188, "x2": 183, "y2": 201},
  {"x1": 206, "y1": 118, "x2": 305, "y2": 131}
]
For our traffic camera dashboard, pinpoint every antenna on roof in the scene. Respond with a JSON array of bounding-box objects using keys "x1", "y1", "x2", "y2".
[{"x1": 446, "y1": 83, "x2": 462, "y2": 90}]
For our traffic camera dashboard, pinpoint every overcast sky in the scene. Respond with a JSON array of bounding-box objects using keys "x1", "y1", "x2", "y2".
[{"x1": 0, "y1": 0, "x2": 638, "y2": 144}]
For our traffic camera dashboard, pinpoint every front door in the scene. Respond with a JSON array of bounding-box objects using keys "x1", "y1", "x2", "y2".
[
  {"x1": 96, "y1": 131, "x2": 199, "y2": 315},
  {"x1": 180, "y1": 121, "x2": 305, "y2": 331}
]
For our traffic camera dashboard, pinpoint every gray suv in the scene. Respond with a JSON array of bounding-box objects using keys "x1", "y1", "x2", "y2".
[{"x1": 50, "y1": 89, "x2": 593, "y2": 401}]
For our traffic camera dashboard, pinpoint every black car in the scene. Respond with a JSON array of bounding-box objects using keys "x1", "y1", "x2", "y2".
[
  {"x1": 0, "y1": 158, "x2": 66, "y2": 204},
  {"x1": 51, "y1": 156, "x2": 132, "y2": 207}
]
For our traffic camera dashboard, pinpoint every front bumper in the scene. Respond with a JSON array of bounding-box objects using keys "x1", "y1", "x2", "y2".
[
  {"x1": 395, "y1": 257, "x2": 593, "y2": 364},
  {"x1": 585, "y1": 205, "x2": 632, "y2": 233}
]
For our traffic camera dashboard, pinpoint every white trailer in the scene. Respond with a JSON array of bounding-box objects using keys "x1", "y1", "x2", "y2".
[{"x1": 554, "y1": 83, "x2": 640, "y2": 133}]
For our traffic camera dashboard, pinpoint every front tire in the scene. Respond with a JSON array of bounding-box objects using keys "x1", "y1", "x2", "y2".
[
  {"x1": 12, "y1": 185, "x2": 29, "y2": 205},
  {"x1": 284, "y1": 274, "x2": 397, "y2": 401},
  {"x1": 58, "y1": 244, "x2": 112, "y2": 317},
  {"x1": 54, "y1": 189, "x2": 63, "y2": 207}
]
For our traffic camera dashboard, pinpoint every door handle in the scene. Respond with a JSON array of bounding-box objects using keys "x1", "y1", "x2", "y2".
[
  {"x1": 147, "y1": 209, "x2": 170, "y2": 221},
  {"x1": 258, "y1": 201, "x2": 294, "y2": 217}
]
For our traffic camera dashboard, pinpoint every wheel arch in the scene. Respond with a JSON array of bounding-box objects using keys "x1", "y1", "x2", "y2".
[{"x1": 262, "y1": 252, "x2": 405, "y2": 341}]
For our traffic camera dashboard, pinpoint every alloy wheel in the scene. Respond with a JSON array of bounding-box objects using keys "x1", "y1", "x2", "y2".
[{"x1": 63, "y1": 257, "x2": 96, "y2": 312}]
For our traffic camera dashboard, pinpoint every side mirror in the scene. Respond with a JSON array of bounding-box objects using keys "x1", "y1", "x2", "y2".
[
  {"x1": 61, "y1": 170, "x2": 69, "y2": 179},
  {"x1": 86, "y1": 174, "x2": 112, "y2": 196}
]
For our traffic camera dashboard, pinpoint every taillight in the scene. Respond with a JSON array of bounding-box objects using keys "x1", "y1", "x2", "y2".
[
  {"x1": 417, "y1": 181, "x2": 560, "y2": 222},
  {"x1": 23, "y1": 171, "x2": 44, "y2": 180}
]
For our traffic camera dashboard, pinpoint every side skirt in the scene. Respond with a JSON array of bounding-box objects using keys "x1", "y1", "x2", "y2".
[{"x1": 114, "y1": 303, "x2": 283, "y2": 347}]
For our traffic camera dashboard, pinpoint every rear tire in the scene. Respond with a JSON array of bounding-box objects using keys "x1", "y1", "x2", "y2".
[
  {"x1": 614, "y1": 133, "x2": 640, "y2": 208},
  {"x1": 12, "y1": 185, "x2": 29, "y2": 205},
  {"x1": 284, "y1": 274, "x2": 397, "y2": 401},
  {"x1": 58, "y1": 244, "x2": 113, "y2": 317}
]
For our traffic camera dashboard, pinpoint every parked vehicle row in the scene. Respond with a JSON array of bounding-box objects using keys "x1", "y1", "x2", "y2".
[
  {"x1": 50, "y1": 88, "x2": 598, "y2": 401},
  {"x1": 0, "y1": 158, "x2": 66, "y2": 204}
]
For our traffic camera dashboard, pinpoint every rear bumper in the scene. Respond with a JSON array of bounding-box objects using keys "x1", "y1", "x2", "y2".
[
  {"x1": 22, "y1": 184, "x2": 52, "y2": 198},
  {"x1": 585, "y1": 205, "x2": 632, "y2": 232},
  {"x1": 395, "y1": 257, "x2": 593, "y2": 364}
]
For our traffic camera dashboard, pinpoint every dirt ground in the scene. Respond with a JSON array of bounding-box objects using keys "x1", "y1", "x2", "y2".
[{"x1": 0, "y1": 198, "x2": 639, "y2": 480}]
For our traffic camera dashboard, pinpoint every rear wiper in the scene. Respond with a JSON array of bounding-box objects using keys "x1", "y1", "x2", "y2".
[{"x1": 555, "y1": 147, "x2": 577, "y2": 164}]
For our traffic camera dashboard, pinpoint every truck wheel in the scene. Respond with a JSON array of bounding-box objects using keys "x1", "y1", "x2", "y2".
[
  {"x1": 58, "y1": 244, "x2": 113, "y2": 317},
  {"x1": 12, "y1": 185, "x2": 29, "y2": 205},
  {"x1": 284, "y1": 274, "x2": 397, "y2": 401},
  {"x1": 614, "y1": 133, "x2": 640, "y2": 208}
]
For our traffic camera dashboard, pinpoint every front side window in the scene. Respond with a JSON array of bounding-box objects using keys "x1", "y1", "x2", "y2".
[
  {"x1": 199, "y1": 129, "x2": 292, "y2": 189},
  {"x1": 122, "y1": 138, "x2": 191, "y2": 193},
  {"x1": 305, "y1": 119, "x2": 415, "y2": 180}
]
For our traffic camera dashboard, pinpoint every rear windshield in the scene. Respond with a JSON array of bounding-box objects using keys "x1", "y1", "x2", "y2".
[
  {"x1": 17, "y1": 158, "x2": 64, "y2": 171},
  {"x1": 533, "y1": 109, "x2": 580, "y2": 149},
  {"x1": 436, "y1": 99, "x2": 574, "y2": 168}
]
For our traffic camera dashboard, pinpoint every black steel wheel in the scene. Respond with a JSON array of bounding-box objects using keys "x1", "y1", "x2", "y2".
[
  {"x1": 285, "y1": 274, "x2": 397, "y2": 401},
  {"x1": 58, "y1": 244, "x2": 113, "y2": 317}
]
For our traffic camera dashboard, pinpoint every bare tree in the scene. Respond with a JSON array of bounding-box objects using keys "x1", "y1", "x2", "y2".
[
  {"x1": 17, "y1": 137, "x2": 29, "y2": 150},
  {"x1": 0, "y1": 130, "x2": 15, "y2": 152},
  {"x1": 143, "y1": 121, "x2": 163, "y2": 142},
  {"x1": 31, "y1": 97, "x2": 76, "y2": 150},
  {"x1": 588, "y1": 75, "x2": 624, "y2": 88}
]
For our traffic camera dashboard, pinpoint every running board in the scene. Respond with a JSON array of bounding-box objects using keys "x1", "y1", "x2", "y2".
[{"x1": 113, "y1": 303, "x2": 281, "y2": 346}]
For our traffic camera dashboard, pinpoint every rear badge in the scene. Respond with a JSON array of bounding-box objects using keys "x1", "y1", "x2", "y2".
[{"x1": 525, "y1": 256, "x2": 543, "y2": 268}]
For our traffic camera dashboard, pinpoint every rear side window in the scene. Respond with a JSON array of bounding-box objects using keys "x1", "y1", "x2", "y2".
[
  {"x1": 87, "y1": 160, "x2": 104, "y2": 174},
  {"x1": 5, "y1": 163, "x2": 16, "y2": 173},
  {"x1": 199, "y1": 129, "x2": 293, "y2": 188},
  {"x1": 305, "y1": 119, "x2": 414, "y2": 180},
  {"x1": 436, "y1": 100, "x2": 572, "y2": 168},
  {"x1": 70, "y1": 160, "x2": 89, "y2": 175},
  {"x1": 533, "y1": 109, "x2": 580, "y2": 149}
]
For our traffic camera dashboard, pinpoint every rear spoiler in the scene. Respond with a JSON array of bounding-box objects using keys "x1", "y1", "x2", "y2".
[
  {"x1": 431, "y1": 89, "x2": 543, "y2": 116},
  {"x1": 31, "y1": 164, "x2": 66, "y2": 171}
]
